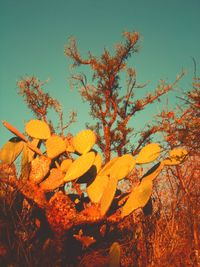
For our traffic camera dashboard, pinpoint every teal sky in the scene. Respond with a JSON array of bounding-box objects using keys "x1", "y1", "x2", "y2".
[{"x1": 0, "y1": 0, "x2": 200, "y2": 147}]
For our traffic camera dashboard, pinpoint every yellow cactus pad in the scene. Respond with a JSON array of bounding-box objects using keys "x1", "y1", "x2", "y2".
[
  {"x1": 46, "y1": 135, "x2": 66, "y2": 159},
  {"x1": 29, "y1": 156, "x2": 51, "y2": 183},
  {"x1": 93, "y1": 153, "x2": 102, "y2": 173},
  {"x1": 136, "y1": 143, "x2": 161, "y2": 164},
  {"x1": 110, "y1": 154, "x2": 136, "y2": 180},
  {"x1": 121, "y1": 179, "x2": 153, "y2": 218},
  {"x1": 164, "y1": 148, "x2": 188, "y2": 165},
  {"x1": 0, "y1": 138, "x2": 24, "y2": 164},
  {"x1": 98, "y1": 157, "x2": 119, "y2": 176},
  {"x1": 142, "y1": 161, "x2": 164, "y2": 182},
  {"x1": 64, "y1": 151, "x2": 95, "y2": 182},
  {"x1": 40, "y1": 168, "x2": 64, "y2": 191},
  {"x1": 87, "y1": 175, "x2": 109, "y2": 203},
  {"x1": 25, "y1": 120, "x2": 50, "y2": 139},
  {"x1": 73, "y1": 129, "x2": 96, "y2": 154},
  {"x1": 100, "y1": 176, "x2": 118, "y2": 216},
  {"x1": 60, "y1": 159, "x2": 73, "y2": 173},
  {"x1": 109, "y1": 242, "x2": 121, "y2": 267}
]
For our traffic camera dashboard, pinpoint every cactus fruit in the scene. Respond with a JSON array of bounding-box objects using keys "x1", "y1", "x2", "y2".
[
  {"x1": 73, "y1": 129, "x2": 96, "y2": 154},
  {"x1": 109, "y1": 242, "x2": 120, "y2": 267},
  {"x1": 87, "y1": 175, "x2": 109, "y2": 203},
  {"x1": 25, "y1": 119, "x2": 51, "y2": 139},
  {"x1": 136, "y1": 143, "x2": 161, "y2": 164},
  {"x1": 0, "y1": 137, "x2": 24, "y2": 164},
  {"x1": 63, "y1": 151, "x2": 96, "y2": 182},
  {"x1": 121, "y1": 179, "x2": 153, "y2": 218},
  {"x1": 164, "y1": 148, "x2": 188, "y2": 165},
  {"x1": 46, "y1": 135, "x2": 66, "y2": 159}
]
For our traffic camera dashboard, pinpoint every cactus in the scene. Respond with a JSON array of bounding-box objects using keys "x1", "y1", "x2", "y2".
[
  {"x1": 121, "y1": 179, "x2": 153, "y2": 218},
  {"x1": 164, "y1": 148, "x2": 188, "y2": 165},
  {"x1": 46, "y1": 135, "x2": 66, "y2": 159},
  {"x1": 109, "y1": 242, "x2": 121, "y2": 267},
  {"x1": 87, "y1": 175, "x2": 109, "y2": 203},
  {"x1": 0, "y1": 120, "x2": 187, "y2": 237},
  {"x1": 110, "y1": 154, "x2": 136, "y2": 180},
  {"x1": 0, "y1": 137, "x2": 24, "y2": 164},
  {"x1": 136, "y1": 143, "x2": 161, "y2": 164},
  {"x1": 25, "y1": 119, "x2": 51, "y2": 139},
  {"x1": 40, "y1": 168, "x2": 65, "y2": 191},
  {"x1": 60, "y1": 159, "x2": 73, "y2": 173},
  {"x1": 73, "y1": 129, "x2": 96, "y2": 154},
  {"x1": 63, "y1": 151, "x2": 96, "y2": 182}
]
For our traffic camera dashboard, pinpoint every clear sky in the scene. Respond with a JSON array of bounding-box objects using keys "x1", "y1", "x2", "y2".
[{"x1": 0, "y1": 0, "x2": 200, "y2": 147}]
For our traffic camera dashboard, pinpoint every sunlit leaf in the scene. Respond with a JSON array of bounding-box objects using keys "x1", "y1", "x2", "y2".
[
  {"x1": 64, "y1": 151, "x2": 95, "y2": 182},
  {"x1": 121, "y1": 179, "x2": 153, "y2": 218},
  {"x1": 46, "y1": 135, "x2": 66, "y2": 159},
  {"x1": 25, "y1": 119, "x2": 50, "y2": 139},
  {"x1": 136, "y1": 143, "x2": 161, "y2": 164},
  {"x1": 0, "y1": 137, "x2": 24, "y2": 164},
  {"x1": 87, "y1": 175, "x2": 109, "y2": 203},
  {"x1": 73, "y1": 129, "x2": 96, "y2": 154},
  {"x1": 109, "y1": 242, "x2": 120, "y2": 267}
]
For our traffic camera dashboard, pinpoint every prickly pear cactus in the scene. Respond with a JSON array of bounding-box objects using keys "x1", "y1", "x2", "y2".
[{"x1": 0, "y1": 119, "x2": 188, "y2": 226}]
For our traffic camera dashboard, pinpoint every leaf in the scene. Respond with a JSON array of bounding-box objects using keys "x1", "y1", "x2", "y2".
[
  {"x1": 40, "y1": 168, "x2": 65, "y2": 191},
  {"x1": 29, "y1": 156, "x2": 51, "y2": 183},
  {"x1": 121, "y1": 179, "x2": 153, "y2": 218},
  {"x1": 73, "y1": 129, "x2": 96, "y2": 154},
  {"x1": 141, "y1": 161, "x2": 164, "y2": 182},
  {"x1": 73, "y1": 229, "x2": 96, "y2": 248},
  {"x1": 100, "y1": 176, "x2": 118, "y2": 216},
  {"x1": 0, "y1": 137, "x2": 24, "y2": 164},
  {"x1": 46, "y1": 135, "x2": 66, "y2": 159},
  {"x1": 136, "y1": 143, "x2": 161, "y2": 164},
  {"x1": 25, "y1": 119, "x2": 50, "y2": 139},
  {"x1": 60, "y1": 159, "x2": 73, "y2": 173},
  {"x1": 109, "y1": 242, "x2": 120, "y2": 267},
  {"x1": 110, "y1": 154, "x2": 136, "y2": 180},
  {"x1": 63, "y1": 151, "x2": 95, "y2": 182},
  {"x1": 164, "y1": 148, "x2": 188, "y2": 165},
  {"x1": 87, "y1": 175, "x2": 109, "y2": 203}
]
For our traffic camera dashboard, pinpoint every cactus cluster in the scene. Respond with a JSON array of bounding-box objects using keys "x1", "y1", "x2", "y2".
[{"x1": 0, "y1": 119, "x2": 188, "y2": 239}]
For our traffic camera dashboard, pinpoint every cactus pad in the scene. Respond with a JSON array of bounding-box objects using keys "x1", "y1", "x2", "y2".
[
  {"x1": 25, "y1": 119, "x2": 51, "y2": 139},
  {"x1": 63, "y1": 151, "x2": 95, "y2": 182},
  {"x1": 73, "y1": 129, "x2": 96, "y2": 154},
  {"x1": 46, "y1": 135, "x2": 66, "y2": 159}
]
